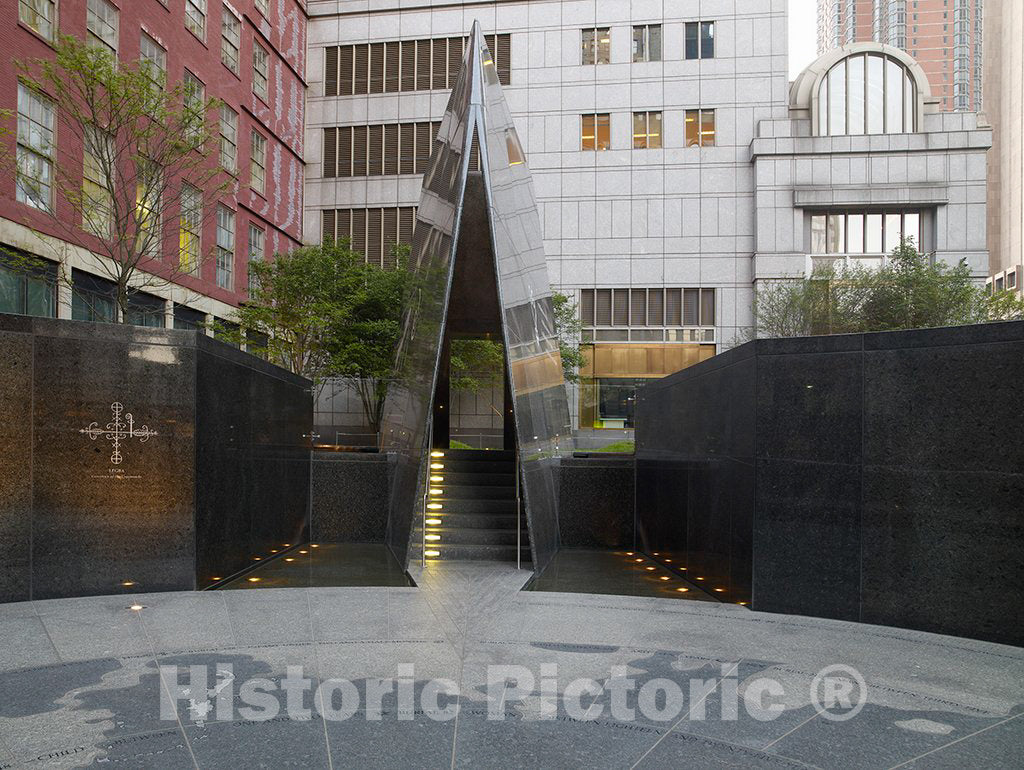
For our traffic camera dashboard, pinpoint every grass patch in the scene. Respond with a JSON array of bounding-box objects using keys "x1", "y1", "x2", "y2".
[{"x1": 593, "y1": 440, "x2": 635, "y2": 454}]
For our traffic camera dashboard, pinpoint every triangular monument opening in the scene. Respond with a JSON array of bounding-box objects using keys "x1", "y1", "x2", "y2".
[{"x1": 379, "y1": 21, "x2": 572, "y2": 574}]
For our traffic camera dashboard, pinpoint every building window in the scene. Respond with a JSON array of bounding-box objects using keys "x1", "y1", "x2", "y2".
[
  {"x1": 581, "y1": 113, "x2": 611, "y2": 151},
  {"x1": 221, "y1": 7, "x2": 240, "y2": 74},
  {"x1": 185, "y1": 0, "x2": 206, "y2": 41},
  {"x1": 323, "y1": 121, "x2": 441, "y2": 178},
  {"x1": 254, "y1": 0, "x2": 268, "y2": 16},
  {"x1": 250, "y1": 131, "x2": 266, "y2": 193},
  {"x1": 219, "y1": 104, "x2": 238, "y2": 171},
  {"x1": 140, "y1": 33, "x2": 167, "y2": 85},
  {"x1": 581, "y1": 27, "x2": 611, "y2": 65},
  {"x1": 632, "y1": 112, "x2": 662, "y2": 149},
  {"x1": 0, "y1": 252, "x2": 56, "y2": 318},
  {"x1": 183, "y1": 70, "x2": 205, "y2": 139},
  {"x1": 324, "y1": 33, "x2": 511, "y2": 96},
  {"x1": 579, "y1": 287, "x2": 716, "y2": 343},
  {"x1": 685, "y1": 109, "x2": 716, "y2": 147},
  {"x1": 632, "y1": 24, "x2": 662, "y2": 62},
  {"x1": 321, "y1": 207, "x2": 417, "y2": 269},
  {"x1": 247, "y1": 223, "x2": 264, "y2": 294},
  {"x1": 809, "y1": 211, "x2": 921, "y2": 270},
  {"x1": 71, "y1": 269, "x2": 116, "y2": 323},
  {"x1": 253, "y1": 43, "x2": 269, "y2": 100},
  {"x1": 216, "y1": 206, "x2": 234, "y2": 289},
  {"x1": 136, "y1": 162, "x2": 161, "y2": 257},
  {"x1": 86, "y1": 0, "x2": 118, "y2": 56},
  {"x1": 19, "y1": 0, "x2": 56, "y2": 41},
  {"x1": 817, "y1": 52, "x2": 916, "y2": 135},
  {"x1": 82, "y1": 127, "x2": 113, "y2": 237},
  {"x1": 685, "y1": 21, "x2": 715, "y2": 59},
  {"x1": 124, "y1": 291, "x2": 165, "y2": 327},
  {"x1": 179, "y1": 183, "x2": 202, "y2": 273},
  {"x1": 173, "y1": 304, "x2": 206, "y2": 330},
  {"x1": 16, "y1": 83, "x2": 54, "y2": 212}
]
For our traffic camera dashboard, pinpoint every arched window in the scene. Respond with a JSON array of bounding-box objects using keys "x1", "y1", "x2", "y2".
[{"x1": 816, "y1": 53, "x2": 916, "y2": 135}]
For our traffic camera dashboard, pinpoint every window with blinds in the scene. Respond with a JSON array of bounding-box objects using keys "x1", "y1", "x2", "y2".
[
  {"x1": 324, "y1": 33, "x2": 511, "y2": 97},
  {"x1": 323, "y1": 121, "x2": 484, "y2": 178},
  {"x1": 579, "y1": 288, "x2": 716, "y2": 328},
  {"x1": 322, "y1": 207, "x2": 418, "y2": 269}
]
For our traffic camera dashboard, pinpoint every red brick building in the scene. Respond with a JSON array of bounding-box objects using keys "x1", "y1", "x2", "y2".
[{"x1": 0, "y1": 0, "x2": 306, "y2": 330}]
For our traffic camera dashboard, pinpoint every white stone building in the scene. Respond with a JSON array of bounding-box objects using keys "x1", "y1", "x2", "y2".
[{"x1": 304, "y1": 1, "x2": 989, "y2": 441}]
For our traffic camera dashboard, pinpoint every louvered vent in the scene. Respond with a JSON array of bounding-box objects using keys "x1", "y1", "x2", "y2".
[
  {"x1": 325, "y1": 47, "x2": 339, "y2": 96},
  {"x1": 322, "y1": 128, "x2": 337, "y2": 178}
]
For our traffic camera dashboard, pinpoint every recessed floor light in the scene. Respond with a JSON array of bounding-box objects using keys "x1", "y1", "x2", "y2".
[
  {"x1": 121, "y1": 581, "x2": 135, "y2": 587},
  {"x1": 247, "y1": 577, "x2": 261, "y2": 583},
  {"x1": 129, "y1": 604, "x2": 144, "y2": 611},
  {"x1": 675, "y1": 588, "x2": 689, "y2": 593}
]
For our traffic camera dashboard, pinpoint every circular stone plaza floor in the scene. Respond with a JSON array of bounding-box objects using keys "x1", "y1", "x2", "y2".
[{"x1": 0, "y1": 563, "x2": 1020, "y2": 769}]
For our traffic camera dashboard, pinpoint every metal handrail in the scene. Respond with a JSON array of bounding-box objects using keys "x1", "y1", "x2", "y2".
[
  {"x1": 422, "y1": 417, "x2": 432, "y2": 569},
  {"x1": 515, "y1": 449, "x2": 522, "y2": 570}
]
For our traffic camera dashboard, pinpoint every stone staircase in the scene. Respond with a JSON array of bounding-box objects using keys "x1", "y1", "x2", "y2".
[{"x1": 414, "y1": 448, "x2": 530, "y2": 563}]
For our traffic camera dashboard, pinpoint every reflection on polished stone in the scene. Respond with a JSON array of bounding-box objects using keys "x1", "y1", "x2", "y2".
[
  {"x1": 527, "y1": 549, "x2": 718, "y2": 602},
  {"x1": 217, "y1": 543, "x2": 412, "y2": 589}
]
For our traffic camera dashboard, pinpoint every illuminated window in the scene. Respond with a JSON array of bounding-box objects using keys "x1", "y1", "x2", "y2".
[
  {"x1": 221, "y1": 7, "x2": 240, "y2": 74},
  {"x1": 581, "y1": 113, "x2": 611, "y2": 151},
  {"x1": 685, "y1": 109, "x2": 715, "y2": 147},
  {"x1": 633, "y1": 111, "x2": 662, "y2": 149},
  {"x1": 581, "y1": 27, "x2": 611, "y2": 65},
  {"x1": 253, "y1": 43, "x2": 269, "y2": 100},
  {"x1": 250, "y1": 131, "x2": 266, "y2": 193},
  {"x1": 216, "y1": 206, "x2": 235, "y2": 289},
  {"x1": 179, "y1": 184, "x2": 201, "y2": 273},
  {"x1": 83, "y1": 127, "x2": 113, "y2": 237},
  {"x1": 633, "y1": 24, "x2": 662, "y2": 62},
  {"x1": 185, "y1": 0, "x2": 206, "y2": 41},
  {"x1": 19, "y1": 0, "x2": 56, "y2": 41},
  {"x1": 16, "y1": 83, "x2": 54, "y2": 212},
  {"x1": 136, "y1": 161, "x2": 161, "y2": 257}
]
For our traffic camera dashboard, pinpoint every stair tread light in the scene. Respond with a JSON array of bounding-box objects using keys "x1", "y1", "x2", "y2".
[
  {"x1": 427, "y1": 503, "x2": 443, "y2": 510},
  {"x1": 431, "y1": 463, "x2": 444, "y2": 470},
  {"x1": 430, "y1": 476, "x2": 444, "y2": 482},
  {"x1": 425, "y1": 534, "x2": 441, "y2": 541},
  {"x1": 430, "y1": 451, "x2": 445, "y2": 457},
  {"x1": 425, "y1": 518, "x2": 442, "y2": 525}
]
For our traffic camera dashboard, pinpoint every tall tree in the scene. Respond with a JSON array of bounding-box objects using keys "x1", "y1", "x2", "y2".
[
  {"x1": 552, "y1": 290, "x2": 588, "y2": 383},
  {"x1": 229, "y1": 240, "x2": 414, "y2": 436},
  {"x1": 9, "y1": 35, "x2": 227, "y2": 319}
]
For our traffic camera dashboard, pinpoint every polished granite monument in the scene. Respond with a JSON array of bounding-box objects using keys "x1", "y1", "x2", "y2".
[
  {"x1": 379, "y1": 22, "x2": 572, "y2": 573},
  {"x1": 0, "y1": 314, "x2": 311, "y2": 600},
  {"x1": 635, "y1": 320, "x2": 1024, "y2": 646}
]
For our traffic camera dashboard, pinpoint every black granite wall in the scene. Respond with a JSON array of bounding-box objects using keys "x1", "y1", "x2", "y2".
[
  {"x1": 556, "y1": 457, "x2": 635, "y2": 548},
  {"x1": 311, "y1": 452, "x2": 390, "y2": 542},
  {"x1": 635, "y1": 321, "x2": 1024, "y2": 647},
  {"x1": 0, "y1": 315, "x2": 311, "y2": 601}
]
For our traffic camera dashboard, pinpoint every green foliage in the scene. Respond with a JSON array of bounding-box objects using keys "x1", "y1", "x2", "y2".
[
  {"x1": 552, "y1": 291, "x2": 588, "y2": 383},
  {"x1": 10, "y1": 35, "x2": 226, "y2": 318},
  {"x1": 754, "y1": 239, "x2": 1024, "y2": 338},
  {"x1": 593, "y1": 440, "x2": 635, "y2": 454},
  {"x1": 226, "y1": 240, "x2": 414, "y2": 434},
  {"x1": 448, "y1": 440, "x2": 475, "y2": 449},
  {"x1": 450, "y1": 338, "x2": 504, "y2": 392}
]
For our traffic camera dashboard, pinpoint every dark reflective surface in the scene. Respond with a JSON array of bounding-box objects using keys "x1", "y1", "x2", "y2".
[
  {"x1": 0, "y1": 314, "x2": 311, "y2": 600},
  {"x1": 526, "y1": 549, "x2": 716, "y2": 601},
  {"x1": 217, "y1": 543, "x2": 412, "y2": 589},
  {"x1": 381, "y1": 24, "x2": 571, "y2": 573}
]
